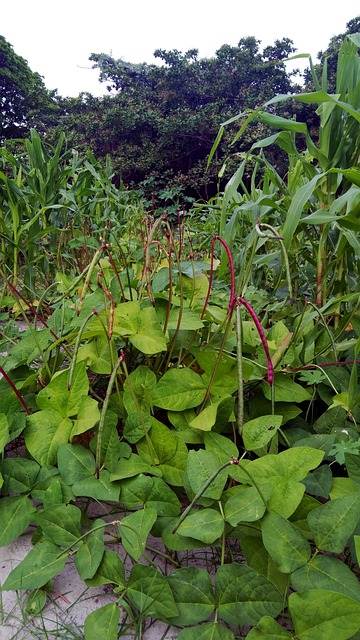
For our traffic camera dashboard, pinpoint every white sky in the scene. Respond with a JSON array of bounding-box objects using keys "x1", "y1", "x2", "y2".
[{"x1": 2, "y1": 1, "x2": 359, "y2": 97}]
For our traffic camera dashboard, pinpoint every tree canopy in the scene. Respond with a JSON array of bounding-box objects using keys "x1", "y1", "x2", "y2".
[{"x1": 0, "y1": 36, "x2": 58, "y2": 141}]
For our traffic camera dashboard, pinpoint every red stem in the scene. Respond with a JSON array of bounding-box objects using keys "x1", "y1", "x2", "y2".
[
  {"x1": 238, "y1": 296, "x2": 274, "y2": 384},
  {"x1": 0, "y1": 366, "x2": 31, "y2": 414},
  {"x1": 7, "y1": 282, "x2": 59, "y2": 341}
]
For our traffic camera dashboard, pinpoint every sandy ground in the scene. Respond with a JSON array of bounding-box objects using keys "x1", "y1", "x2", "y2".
[{"x1": 0, "y1": 534, "x2": 180, "y2": 639}]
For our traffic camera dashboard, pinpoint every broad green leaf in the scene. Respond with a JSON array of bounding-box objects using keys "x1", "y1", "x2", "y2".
[
  {"x1": 70, "y1": 396, "x2": 100, "y2": 439},
  {"x1": 168, "y1": 567, "x2": 215, "y2": 625},
  {"x1": 119, "y1": 507, "x2": 157, "y2": 560},
  {"x1": 262, "y1": 375, "x2": 311, "y2": 402},
  {"x1": 57, "y1": 444, "x2": 95, "y2": 484},
  {"x1": 119, "y1": 474, "x2": 153, "y2": 509},
  {"x1": 178, "y1": 509, "x2": 224, "y2": 544},
  {"x1": 262, "y1": 511, "x2": 311, "y2": 573},
  {"x1": 289, "y1": 590, "x2": 360, "y2": 640},
  {"x1": 152, "y1": 368, "x2": 206, "y2": 411},
  {"x1": 291, "y1": 555, "x2": 360, "y2": 603},
  {"x1": 178, "y1": 623, "x2": 234, "y2": 640},
  {"x1": 127, "y1": 565, "x2": 178, "y2": 621},
  {"x1": 84, "y1": 603, "x2": 120, "y2": 640},
  {"x1": 1, "y1": 541, "x2": 67, "y2": 591},
  {"x1": 345, "y1": 453, "x2": 360, "y2": 486},
  {"x1": 25, "y1": 411, "x2": 73, "y2": 466},
  {"x1": 85, "y1": 550, "x2": 125, "y2": 588},
  {"x1": 240, "y1": 534, "x2": 289, "y2": 596},
  {"x1": 137, "y1": 419, "x2": 177, "y2": 465},
  {"x1": 77, "y1": 336, "x2": 118, "y2": 374},
  {"x1": 75, "y1": 519, "x2": 105, "y2": 580},
  {"x1": 203, "y1": 432, "x2": 239, "y2": 464},
  {"x1": 1, "y1": 457, "x2": 41, "y2": 494},
  {"x1": 36, "y1": 363, "x2": 88, "y2": 416},
  {"x1": 123, "y1": 412, "x2": 152, "y2": 444},
  {"x1": 72, "y1": 470, "x2": 120, "y2": 501},
  {"x1": 247, "y1": 616, "x2": 292, "y2": 639},
  {"x1": 161, "y1": 519, "x2": 207, "y2": 551},
  {"x1": 330, "y1": 477, "x2": 360, "y2": 499},
  {"x1": 187, "y1": 449, "x2": 228, "y2": 500},
  {"x1": 0, "y1": 496, "x2": 35, "y2": 546},
  {"x1": 91, "y1": 410, "x2": 123, "y2": 472},
  {"x1": 302, "y1": 464, "x2": 333, "y2": 498},
  {"x1": 307, "y1": 492, "x2": 360, "y2": 553},
  {"x1": 224, "y1": 486, "x2": 269, "y2": 525},
  {"x1": 145, "y1": 477, "x2": 181, "y2": 516},
  {"x1": 190, "y1": 401, "x2": 222, "y2": 432},
  {"x1": 130, "y1": 305, "x2": 167, "y2": 354},
  {"x1": 158, "y1": 436, "x2": 188, "y2": 486},
  {"x1": 242, "y1": 415, "x2": 282, "y2": 450},
  {"x1": 35, "y1": 504, "x2": 83, "y2": 547},
  {"x1": 215, "y1": 563, "x2": 284, "y2": 625},
  {"x1": 110, "y1": 454, "x2": 153, "y2": 480},
  {"x1": 0, "y1": 413, "x2": 9, "y2": 451},
  {"x1": 123, "y1": 365, "x2": 156, "y2": 414},
  {"x1": 167, "y1": 307, "x2": 204, "y2": 330}
]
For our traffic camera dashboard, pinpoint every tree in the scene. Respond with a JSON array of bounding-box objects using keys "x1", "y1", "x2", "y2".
[
  {"x1": 0, "y1": 36, "x2": 58, "y2": 141},
  {"x1": 51, "y1": 37, "x2": 297, "y2": 201}
]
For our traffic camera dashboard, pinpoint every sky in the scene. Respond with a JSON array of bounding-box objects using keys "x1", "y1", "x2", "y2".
[{"x1": 2, "y1": 1, "x2": 359, "y2": 97}]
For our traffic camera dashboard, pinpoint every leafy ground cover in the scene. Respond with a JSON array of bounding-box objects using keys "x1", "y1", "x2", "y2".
[{"x1": 1, "y1": 32, "x2": 360, "y2": 640}]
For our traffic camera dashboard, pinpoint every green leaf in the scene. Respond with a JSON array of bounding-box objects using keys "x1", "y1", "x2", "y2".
[
  {"x1": 130, "y1": 306, "x2": 167, "y2": 354},
  {"x1": 85, "y1": 550, "x2": 125, "y2": 588},
  {"x1": 262, "y1": 375, "x2": 311, "y2": 402},
  {"x1": 289, "y1": 590, "x2": 360, "y2": 640},
  {"x1": 145, "y1": 477, "x2": 181, "y2": 516},
  {"x1": 152, "y1": 368, "x2": 206, "y2": 411},
  {"x1": 1, "y1": 457, "x2": 41, "y2": 494},
  {"x1": 72, "y1": 470, "x2": 120, "y2": 501},
  {"x1": 123, "y1": 412, "x2": 152, "y2": 444},
  {"x1": 0, "y1": 496, "x2": 35, "y2": 546},
  {"x1": 36, "y1": 363, "x2": 88, "y2": 416},
  {"x1": 187, "y1": 449, "x2": 228, "y2": 500},
  {"x1": 25, "y1": 411, "x2": 73, "y2": 466},
  {"x1": 25, "y1": 589, "x2": 47, "y2": 615},
  {"x1": 242, "y1": 415, "x2": 282, "y2": 451},
  {"x1": 247, "y1": 616, "x2": 293, "y2": 639},
  {"x1": 75, "y1": 519, "x2": 105, "y2": 580},
  {"x1": 178, "y1": 509, "x2": 224, "y2": 544},
  {"x1": 35, "y1": 504, "x2": 83, "y2": 547},
  {"x1": 123, "y1": 365, "x2": 156, "y2": 414},
  {"x1": 119, "y1": 474, "x2": 153, "y2": 509},
  {"x1": 262, "y1": 511, "x2": 311, "y2": 573},
  {"x1": 1, "y1": 541, "x2": 67, "y2": 591},
  {"x1": 215, "y1": 563, "x2": 284, "y2": 625},
  {"x1": 84, "y1": 603, "x2": 120, "y2": 640},
  {"x1": 119, "y1": 507, "x2": 157, "y2": 560},
  {"x1": 57, "y1": 444, "x2": 95, "y2": 484},
  {"x1": 307, "y1": 492, "x2": 360, "y2": 553},
  {"x1": 224, "y1": 486, "x2": 269, "y2": 525},
  {"x1": 127, "y1": 565, "x2": 178, "y2": 621},
  {"x1": 178, "y1": 623, "x2": 234, "y2": 640},
  {"x1": 168, "y1": 567, "x2": 215, "y2": 625},
  {"x1": 291, "y1": 555, "x2": 360, "y2": 603},
  {"x1": 137, "y1": 419, "x2": 178, "y2": 465},
  {"x1": 0, "y1": 413, "x2": 9, "y2": 451},
  {"x1": 110, "y1": 453, "x2": 153, "y2": 480},
  {"x1": 240, "y1": 534, "x2": 289, "y2": 596},
  {"x1": 70, "y1": 395, "x2": 100, "y2": 440},
  {"x1": 161, "y1": 518, "x2": 207, "y2": 551}
]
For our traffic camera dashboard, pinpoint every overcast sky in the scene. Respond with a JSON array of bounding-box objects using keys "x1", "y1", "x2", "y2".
[{"x1": 2, "y1": 1, "x2": 359, "y2": 97}]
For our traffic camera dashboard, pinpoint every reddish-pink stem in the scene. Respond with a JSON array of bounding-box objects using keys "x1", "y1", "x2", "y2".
[
  {"x1": 0, "y1": 366, "x2": 31, "y2": 414},
  {"x1": 238, "y1": 296, "x2": 274, "y2": 384}
]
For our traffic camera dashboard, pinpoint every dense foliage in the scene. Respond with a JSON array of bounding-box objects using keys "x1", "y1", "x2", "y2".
[
  {"x1": 0, "y1": 24, "x2": 360, "y2": 640},
  {"x1": 0, "y1": 36, "x2": 58, "y2": 141}
]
